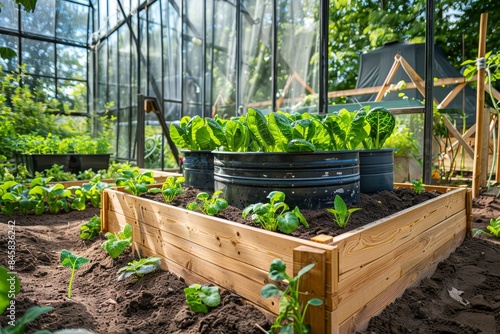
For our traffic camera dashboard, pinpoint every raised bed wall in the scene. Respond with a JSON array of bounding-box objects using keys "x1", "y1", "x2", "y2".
[{"x1": 100, "y1": 183, "x2": 471, "y2": 334}]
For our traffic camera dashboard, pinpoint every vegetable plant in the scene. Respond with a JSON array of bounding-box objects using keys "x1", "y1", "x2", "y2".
[
  {"x1": 169, "y1": 115, "x2": 225, "y2": 151},
  {"x1": 473, "y1": 217, "x2": 500, "y2": 238},
  {"x1": 29, "y1": 183, "x2": 72, "y2": 214},
  {"x1": 183, "y1": 284, "x2": 221, "y2": 313},
  {"x1": 411, "y1": 178, "x2": 425, "y2": 194},
  {"x1": 115, "y1": 170, "x2": 156, "y2": 196},
  {"x1": 60, "y1": 250, "x2": 89, "y2": 298},
  {"x1": 117, "y1": 256, "x2": 161, "y2": 282},
  {"x1": 161, "y1": 176, "x2": 185, "y2": 203},
  {"x1": 186, "y1": 190, "x2": 228, "y2": 216},
  {"x1": 361, "y1": 107, "x2": 396, "y2": 150},
  {"x1": 79, "y1": 215, "x2": 101, "y2": 240},
  {"x1": 326, "y1": 195, "x2": 361, "y2": 228},
  {"x1": 101, "y1": 223, "x2": 133, "y2": 258},
  {"x1": 242, "y1": 191, "x2": 308, "y2": 234},
  {"x1": 260, "y1": 258, "x2": 323, "y2": 334},
  {"x1": 322, "y1": 107, "x2": 370, "y2": 150}
]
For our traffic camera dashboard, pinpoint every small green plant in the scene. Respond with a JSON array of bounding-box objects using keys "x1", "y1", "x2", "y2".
[
  {"x1": 473, "y1": 217, "x2": 500, "y2": 238},
  {"x1": 0, "y1": 266, "x2": 20, "y2": 314},
  {"x1": 101, "y1": 223, "x2": 133, "y2": 259},
  {"x1": 60, "y1": 250, "x2": 89, "y2": 298},
  {"x1": 186, "y1": 190, "x2": 228, "y2": 216},
  {"x1": 183, "y1": 284, "x2": 221, "y2": 313},
  {"x1": 326, "y1": 195, "x2": 361, "y2": 228},
  {"x1": 79, "y1": 215, "x2": 101, "y2": 240},
  {"x1": 260, "y1": 258, "x2": 323, "y2": 334},
  {"x1": 29, "y1": 182, "x2": 72, "y2": 214},
  {"x1": 161, "y1": 176, "x2": 185, "y2": 203},
  {"x1": 242, "y1": 191, "x2": 308, "y2": 234},
  {"x1": 115, "y1": 170, "x2": 156, "y2": 196},
  {"x1": 117, "y1": 256, "x2": 161, "y2": 282},
  {"x1": 1, "y1": 305, "x2": 53, "y2": 334},
  {"x1": 35, "y1": 164, "x2": 77, "y2": 181},
  {"x1": 411, "y1": 178, "x2": 425, "y2": 194}
]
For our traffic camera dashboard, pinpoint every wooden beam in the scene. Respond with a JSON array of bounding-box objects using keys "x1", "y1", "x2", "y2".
[
  {"x1": 437, "y1": 82, "x2": 468, "y2": 109},
  {"x1": 443, "y1": 117, "x2": 474, "y2": 158},
  {"x1": 473, "y1": 12, "x2": 488, "y2": 197},
  {"x1": 375, "y1": 56, "x2": 402, "y2": 101}
]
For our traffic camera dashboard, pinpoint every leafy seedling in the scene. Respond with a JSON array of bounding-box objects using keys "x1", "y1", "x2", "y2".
[
  {"x1": 472, "y1": 217, "x2": 500, "y2": 238},
  {"x1": 411, "y1": 178, "x2": 425, "y2": 194},
  {"x1": 101, "y1": 223, "x2": 133, "y2": 259},
  {"x1": 60, "y1": 250, "x2": 89, "y2": 298},
  {"x1": 0, "y1": 305, "x2": 53, "y2": 334},
  {"x1": 242, "y1": 191, "x2": 308, "y2": 234},
  {"x1": 0, "y1": 266, "x2": 20, "y2": 314},
  {"x1": 186, "y1": 190, "x2": 228, "y2": 216},
  {"x1": 79, "y1": 215, "x2": 101, "y2": 240},
  {"x1": 183, "y1": 284, "x2": 221, "y2": 313},
  {"x1": 117, "y1": 256, "x2": 161, "y2": 282},
  {"x1": 161, "y1": 176, "x2": 185, "y2": 203},
  {"x1": 261, "y1": 258, "x2": 323, "y2": 334},
  {"x1": 326, "y1": 195, "x2": 361, "y2": 228},
  {"x1": 116, "y1": 170, "x2": 156, "y2": 196}
]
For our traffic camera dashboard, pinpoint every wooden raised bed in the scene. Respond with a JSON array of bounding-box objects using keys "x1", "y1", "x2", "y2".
[{"x1": 100, "y1": 183, "x2": 471, "y2": 334}]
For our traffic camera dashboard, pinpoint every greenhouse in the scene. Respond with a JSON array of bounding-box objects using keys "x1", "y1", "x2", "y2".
[{"x1": 0, "y1": 1, "x2": 500, "y2": 333}]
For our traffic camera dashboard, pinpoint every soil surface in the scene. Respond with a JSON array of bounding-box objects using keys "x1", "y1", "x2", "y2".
[{"x1": 0, "y1": 187, "x2": 499, "y2": 333}]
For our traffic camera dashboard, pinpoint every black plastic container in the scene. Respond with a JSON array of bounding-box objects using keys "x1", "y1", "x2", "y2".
[
  {"x1": 181, "y1": 150, "x2": 214, "y2": 191},
  {"x1": 358, "y1": 148, "x2": 395, "y2": 194}
]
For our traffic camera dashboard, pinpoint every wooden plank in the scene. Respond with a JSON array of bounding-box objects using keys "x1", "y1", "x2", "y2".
[
  {"x1": 333, "y1": 188, "x2": 466, "y2": 277},
  {"x1": 395, "y1": 182, "x2": 459, "y2": 193},
  {"x1": 311, "y1": 234, "x2": 334, "y2": 244},
  {"x1": 106, "y1": 215, "x2": 279, "y2": 313},
  {"x1": 442, "y1": 117, "x2": 475, "y2": 158},
  {"x1": 334, "y1": 212, "x2": 466, "y2": 324},
  {"x1": 339, "y1": 230, "x2": 465, "y2": 334},
  {"x1": 293, "y1": 246, "x2": 327, "y2": 334}
]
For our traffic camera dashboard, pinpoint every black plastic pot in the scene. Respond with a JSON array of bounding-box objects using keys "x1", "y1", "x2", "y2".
[
  {"x1": 213, "y1": 151, "x2": 360, "y2": 210},
  {"x1": 358, "y1": 148, "x2": 395, "y2": 194},
  {"x1": 21, "y1": 153, "x2": 111, "y2": 177},
  {"x1": 181, "y1": 150, "x2": 214, "y2": 191}
]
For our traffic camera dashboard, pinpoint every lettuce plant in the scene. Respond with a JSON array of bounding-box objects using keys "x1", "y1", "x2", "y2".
[
  {"x1": 183, "y1": 284, "x2": 221, "y2": 313},
  {"x1": 169, "y1": 115, "x2": 225, "y2": 151},
  {"x1": 361, "y1": 107, "x2": 396, "y2": 150},
  {"x1": 161, "y1": 176, "x2": 185, "y2": 203},
  {"x1": 117, "y1": 257, "x2": 161, "y2": 282},
  {"x1": 101, "y1": 223, "x2": 133, "y2": 259},
  {"x1": 186, "y1": 190, "x2": 228, "y2": 216},
  {"x1": 116, "y1": 170, "x2": 156, "y2": 196},
  {"x1": 473, "y1": 217, "x2": 500, "y2": 238},
  {"x1": 326, "y1": 195, "x2": 361, "y2": 228},
  {"x1": 79, "y1": 215, "x2": 101, "y2": 240},
  {"x1": 242, "y1": 191, "x2": 308, "y2": 234}
]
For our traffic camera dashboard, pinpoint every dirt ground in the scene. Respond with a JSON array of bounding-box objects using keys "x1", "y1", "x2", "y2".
[{"x1": 0, "y1": 187, "x2": 499, "y2": 333}]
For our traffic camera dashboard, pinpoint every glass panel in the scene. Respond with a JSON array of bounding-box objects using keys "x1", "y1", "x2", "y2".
[
  {"x1": 240, "y1": 1, "x2": 273, "y2": 112},
  {"x1": 21, "y1": 0, "x2": 56, "y2": 37},
  {"x1": 57, "y1": 45, "x2": 87, "y2": 79},
  {"x1": 0, "y1": 35, "x2": 18, "y2": 71},
  {"x1": 0, "y1": 1, "x2": 18, "y2": 31},
  {"x1": 56, "y1": 1, "x2": 89, "y2": 44},
  {"x1": 118, "y1": 26, "x2": 131, "y2": 107},
  {"x1": 209, "y1": 0, "x2": 237, "y2": 118},
  {"x1": 21, "y1": 39, "x2": 55, "y2": 76},
  {"x1": 130, "y1": 15, "x2": 138, "y2": 107},
  {"x1": 276, "y1": 0, "x2": 319, "y2": 112},
  {"x1": 163, "y1": 0, "x2": 181, "y2": 100},
  {"x1": 117, "y1": 107, "x2": 131, "y2": 159},
  {"x1": 97, "y1": 42, "x2": 107, "y2": 111},
  {"x1": 108, "y1": 0, "x2": 118, "y2": 31},
  {"x1": 108, "y1": 33, "x2": 118, "y2": 106},
  {"x1": 57, "y1": 79, "x2": 87, "y2": 113},
  {"x1": 148, "y1": 1, "x2": 162, "y2": 100},
  {"x1": 24, "y1": 76, "x2": 56, "y2": 100},
  {"x1": 98, "y1": 0, "x2": 107, "y2": 38},
  {"x1": 139, "y1": 10, "x2": 147, "y2": 95},
  {"x1": 164, "y1": 101, "x2": 180, "y2": 122}
]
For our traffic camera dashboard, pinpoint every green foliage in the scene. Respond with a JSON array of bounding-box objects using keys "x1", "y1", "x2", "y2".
[
  {"x1": 169, "y1": 115, "x2": 226, "y2": 151},
  {"x1": 79, "y1": 215, "x2": 101, "y2": 240},
  {"x1": 323, "y1": 107, "x2": 370, "y2": 150},
  {"x1": 411, "y1": 179, "x2": 425, "y2": 194},
  {"x1": 13, "y1": 134, "x2": 111, "y2": 155},
  {"x1": 29, "y1": 182, "x2": 72, "y2": 214},
  {"x1": 183, "y1": 284, "x2": 221, "y2": 313},
  {"x1": 362, "y1": 107, "x2": 396, "y2": 150},
  {"x1": 242, "y1": 191, "x2": 308, "y2": 234},
  {"x1": 115, "y1": 170, "x2": 156, "y2": 196},
  {"x1": 186, "y1": 190, "x2": 228, "y2": 216},
  {"x1": 160, "y1": 176, "x2": 185, "y2": 203},
  {"x1": 60, "y1": 250, "x2": 89, "y2": 298},
  {"x1": 117, "y1": 257, "x2": 161, "y2": 282},
  {"x1": 0, "y1": 267, "x2": 20, "y2": 314},
  {"x1": 473, "y1": 217, "x2": 500, "y2": 239},
  {"x1": 384, "y1": 122, "x2": 420, "y2": 158},
  {"x1": 101, "y1": 224, "x2": 133, "y2": 259},
  {"x1": 326, "y1": 195, "x2": 361, "y2": 229},
  {"x1": 261, "y1": 259, "x2": 323, "y2": 334},
  {"x1": 1, "y1": 305, "x2": 53, "y2": 334},
  {"x1": 35, "y1": 164, "x2": 77, "y2": 182}
]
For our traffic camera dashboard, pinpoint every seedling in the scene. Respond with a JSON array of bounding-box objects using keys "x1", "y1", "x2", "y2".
[
  {"x1": 116, "y1": 170, "x2": 156, "y2": 196},
  {"x1": 261, "y1": 258, "x2": 323, "y2": 334},
  {"x1": 79, "y1": 215, "x2": 101, "y2": 240},
  {"x1": 186, "y1": 190, "x2": 228, "y2": 216},
  {"x1": 60, "y1": 249, "x2": 89, "y2": 298},
  {"x1": 101, "y1": 223, "x2": 133, "y2": 258},
  {"x1": 117, "y1": 256, "x2": 161, "y2": 282},
  {"x1": 183, "y1": 284, "x2": 221, "y2": 313},
  {"x1": 472, "y1": 217, "x2": 500, "y2": 238},
  {"x1": 411, "y1": 178, "x2": 425, "y2": 194},
  {"x1": 242, "y1": 191, "x2": 308, "y2": 234},
  {"x1": 326, "y1": 195, "x2": 361, "y2": 228},
  {"x1": 161, "y1": 176, "x2": 185, "y2": 203}
]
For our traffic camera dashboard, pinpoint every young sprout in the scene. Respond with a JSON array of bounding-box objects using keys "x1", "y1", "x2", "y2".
[
  {"x1": 411, "y1": 178, "x2": 425, "y2": 194},
  {"x1": 326, "y1": 195, "x2": 361, "y2": 228}
]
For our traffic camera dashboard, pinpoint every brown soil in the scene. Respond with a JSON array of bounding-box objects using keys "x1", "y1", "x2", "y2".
[{"x1": 0, "y1": 187, "x2": 499, "y2": 333}]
